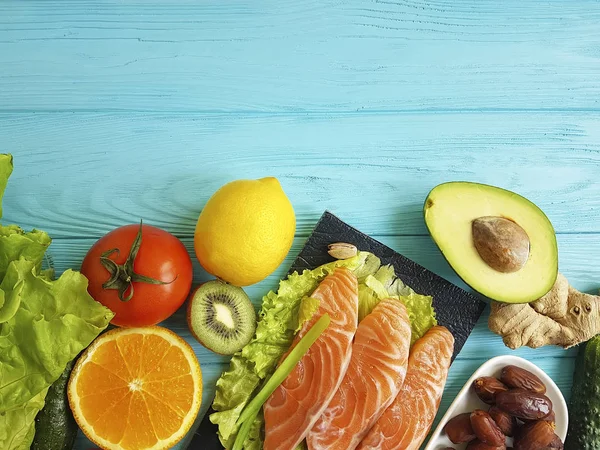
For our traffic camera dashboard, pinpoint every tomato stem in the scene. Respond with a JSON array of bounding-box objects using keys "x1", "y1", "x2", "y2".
[{"x1": 99, "y1": 221, "x2": 176, "y2": 302}]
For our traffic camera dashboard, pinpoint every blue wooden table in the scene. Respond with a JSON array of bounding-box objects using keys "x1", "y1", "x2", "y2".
[{"x1": 2, "y1": 1, "x2": 600, "y2": 449}]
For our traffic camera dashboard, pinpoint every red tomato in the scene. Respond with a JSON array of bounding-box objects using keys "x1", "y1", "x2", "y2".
[{"x1": 81, "y1": 223, "x2": 193, "y2": 327}]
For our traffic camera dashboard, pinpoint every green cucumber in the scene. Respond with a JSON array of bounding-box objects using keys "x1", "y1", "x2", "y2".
[
  {"x1": 566, "y1": 335, "x2": 600, "y2": 449},
  {"x1": 31, "y1": 359, "x2": 78, "y2": 450}
]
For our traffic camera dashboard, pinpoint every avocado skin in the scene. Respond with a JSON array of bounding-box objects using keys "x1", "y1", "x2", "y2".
[
  {"x1": 423, "y1": 181, "x2": 558, "y2": 304},
  {"x1": 32, "y1": 359, "x2": 78, "y2": 450},
  {"x1": 566, "y1": 336, "x2": 600, "y2": 449}
]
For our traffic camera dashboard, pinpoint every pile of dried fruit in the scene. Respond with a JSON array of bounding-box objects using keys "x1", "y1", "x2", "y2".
[{"x1": 442, "y1": 365, "x2": 563, "y2": 450}]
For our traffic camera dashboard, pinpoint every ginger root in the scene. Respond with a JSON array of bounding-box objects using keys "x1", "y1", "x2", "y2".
[{"x1": 488, "y1": 273, "x2": 600, "y2": 349}]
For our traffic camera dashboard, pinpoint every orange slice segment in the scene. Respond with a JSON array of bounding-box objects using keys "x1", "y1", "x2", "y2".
[{"x1": 68, "y1": 327, "x2": 202, "y2": 450}]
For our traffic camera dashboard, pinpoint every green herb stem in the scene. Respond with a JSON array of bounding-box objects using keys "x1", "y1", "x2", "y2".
[{"x1": 232, "y1": 409, "x2": 258, "y2": 450}]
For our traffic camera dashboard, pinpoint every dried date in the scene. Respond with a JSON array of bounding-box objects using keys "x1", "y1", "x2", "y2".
[
  {"x1": 513, "y1": 420, "x2": 555, "y2": 450},
  {"x1": 473, "y1": 377, "x2": 509, "y2": 404},
  {"x1": 488, "y1": 405, "x2": 516, "y2": 437},
  {"x1": 444, "y1": 412, "x2": 476, "y2": 444},
  {"x1": 470, "y1": 410, "x2": 506, "y2": 446},
  {"x1": 495, "y1": 389, "x2": 552, "y2": 420},
  {"x1": 500, "y1": 365, "x2": 546, "y2": 394}
]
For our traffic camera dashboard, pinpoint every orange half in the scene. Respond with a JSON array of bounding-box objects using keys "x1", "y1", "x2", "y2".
[{"x1": 68, "y1": 327, "x2": 202, "y2": 450}]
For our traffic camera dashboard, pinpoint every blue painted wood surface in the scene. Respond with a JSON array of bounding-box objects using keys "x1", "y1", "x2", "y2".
[{"x1": 1, "y1": 1, "x2": 600, "y2": 449}]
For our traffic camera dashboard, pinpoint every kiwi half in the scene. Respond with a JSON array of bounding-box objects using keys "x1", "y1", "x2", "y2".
[{"x1": 187, "y1": 280, "x2": 257, "y2": 355}]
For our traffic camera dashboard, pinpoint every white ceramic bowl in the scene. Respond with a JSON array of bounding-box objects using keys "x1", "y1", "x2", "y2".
[{"x1": 424, "y1": 355, "x2": 568, "y2": 450}]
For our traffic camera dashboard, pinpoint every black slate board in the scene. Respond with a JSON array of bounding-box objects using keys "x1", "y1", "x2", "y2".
[{"x1": 189, "y1": 211, "x2": 485, "y2": 450}]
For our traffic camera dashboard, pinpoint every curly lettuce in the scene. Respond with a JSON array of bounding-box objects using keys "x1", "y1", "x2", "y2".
[
  {"x1": 0, "y1": 154, "x2": 114, "y2": 449},
  {"x1": 0, "y1": 259, "x2": 114, "y2": 410},
  {"x1": 211, "y1": 251, "x2": 437, "y2": 449},
  {"x1": 0, "y1": 154, "x2": 13, "y2": 218}
]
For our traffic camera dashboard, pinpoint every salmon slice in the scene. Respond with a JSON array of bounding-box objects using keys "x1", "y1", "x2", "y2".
[
  {"x1": 357, "y1": 325, "x2": 454, "y2": 450},
  {"x1": 263, "y1": 267, "x2": 359, "y2": 450},
  {"x1": 306, "y1": 298, "x2": 412, "y2": 450}
]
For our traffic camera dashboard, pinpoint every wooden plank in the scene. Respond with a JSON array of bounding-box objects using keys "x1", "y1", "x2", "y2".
[
  {"x1": 3, "y1": 112, "x2": 600, "y2": 237},
  {"x1": 1, "y1": 0, "x2": 600, "y2": 112}
]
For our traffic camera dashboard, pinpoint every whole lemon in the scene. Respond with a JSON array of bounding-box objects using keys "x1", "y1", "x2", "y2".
[{"x1": 194, "y1": 177, "x2": 296, "y2": 286}]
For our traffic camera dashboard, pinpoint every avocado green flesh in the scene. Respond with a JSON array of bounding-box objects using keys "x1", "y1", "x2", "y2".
[{"x1": 424, "y1": 182, "x2": 558, "y2": 304}]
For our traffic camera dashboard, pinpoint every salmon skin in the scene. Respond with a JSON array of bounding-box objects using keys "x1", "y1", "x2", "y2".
[
  {"x1": 358, "y1": 325, "x2": 454, "y2": 450},
  {"x1": 263, "y1": 267, "x2": 359, "y2": 450},
  {"x1": 306, "y1": 298, "x2": 412, "y2": 450}
]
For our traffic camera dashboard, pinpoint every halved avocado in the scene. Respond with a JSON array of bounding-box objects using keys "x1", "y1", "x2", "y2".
[{"x1": 424, "y1": 182, "x2": 558, "y2": 303}]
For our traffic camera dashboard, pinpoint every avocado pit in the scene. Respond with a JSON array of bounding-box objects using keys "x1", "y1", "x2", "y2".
[
  {"x1": 472, "y1": 216, "x2": 530, "y2": 273},
  {"x1": 424, "y1": 182, "x2": 558, "y2": 303}
]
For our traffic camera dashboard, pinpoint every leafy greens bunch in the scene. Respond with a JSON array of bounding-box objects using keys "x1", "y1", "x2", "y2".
[{"x1": 0, "y1": 155, "x2": 114, "y2": 450}]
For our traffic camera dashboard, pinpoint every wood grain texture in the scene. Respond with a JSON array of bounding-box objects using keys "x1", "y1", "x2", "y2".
[
  {"x1": 2, "y1": 0, "x2": 599, "y2": 448},
  {"x1": 1, "y1": 0, "x2": 600, "y2": 112},
  {"x1": 2, "y1": 112, "x2": 600, "y2": 238}
]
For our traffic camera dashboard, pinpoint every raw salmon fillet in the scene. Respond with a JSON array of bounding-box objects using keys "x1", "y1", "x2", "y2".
[
  {"x1": 306, "y1": 298, "x2": 412, "y2": 450},
  {"x1": 263, "y1": 267, "x2": 359, "y2": 450},
  {"x1": 358, "y1": 325, "x2": 454, "y2": 450}
]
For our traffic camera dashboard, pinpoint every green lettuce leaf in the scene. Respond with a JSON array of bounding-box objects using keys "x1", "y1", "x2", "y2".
[
  {"x1": 0, "y1": 261, "x2": 113, "y2": 448},
  {"x1": 357, "y1": 265, "x2": 397, "y2": 322},
  {"x1": 373, "y1": 263, "x2": 395, "y2": 286},
  {"x1": 0, "y1": 225, "x2": 52, "y2": 323},
  {"x1": 0, "y1": 226, "x2": 51, "y2": 279},
  {"x1": 295, "y1": 297, "x2": 320, "y2": 333},
  {"x1": 386, "y1": 274, "x2": 437, "y2": 344},
  {"x1": 211, "y1": 252, "x2": 437, "y2": 449},
  {"x1": 0, "y1": 154, "x2": 113, "y2": 447},
  {"x1": 0, "y1": 153, "x2": 113, "y2": 449},
  {"x1": 357, "y1": 284, "x2": 379, "y2": 322},
  {"x1": 352, "y1": 252, "x2": 381, "y2": 282},
  {"x1": 211, "y1": 356, "x2": 261, "y2": 448},
  {"x1": 0, "y1": 389, "x2": 48, "y2": 450},
  {"x1": 0, "y1": 259, "x2": 114, "y2": 411},
  {"x1": 399, "y1": 291, "x2": 437, "y2": 344},
  {"x1": 0, "y1": 154, "x2": 13, "y2": 219},
  {"x1": 365, "y1": 274, "x2": 389, "y2": 299}
]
